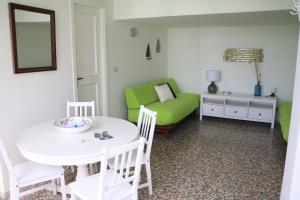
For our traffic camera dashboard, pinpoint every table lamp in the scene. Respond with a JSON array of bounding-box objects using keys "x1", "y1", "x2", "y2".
[{"x1": 206, "y1": 70, "x2": 220, "y2": 94}]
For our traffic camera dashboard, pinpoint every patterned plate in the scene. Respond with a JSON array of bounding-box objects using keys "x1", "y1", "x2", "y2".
[{"x1": 53, "y1": 117, "x2": 94, "y2": 133}]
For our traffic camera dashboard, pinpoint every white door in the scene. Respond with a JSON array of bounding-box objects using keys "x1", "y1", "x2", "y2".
[{"x1": 74, "y1": 4, "x2": 106, "y2": 115}]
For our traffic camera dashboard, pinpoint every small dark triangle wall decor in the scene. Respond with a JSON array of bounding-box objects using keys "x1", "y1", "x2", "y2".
[
  {"x1": 146, "y1": 43, "x2": 152, "y2": 60},
  {"x1": 156, "y1": 38, "x2": 161, "y2": 53}
]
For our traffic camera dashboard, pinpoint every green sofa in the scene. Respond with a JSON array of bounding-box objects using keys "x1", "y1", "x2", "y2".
[
  {"x1": 125, "y1": 78, "x2": 200, "y2": 132},
  {"x1": 278, "y1": 101, "x2": 292, "y2": 142}
]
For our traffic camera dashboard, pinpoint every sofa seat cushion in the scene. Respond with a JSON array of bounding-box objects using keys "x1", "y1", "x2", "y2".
[
  {"x1": 146, "y1": 92, "x2": 200, "y2": 125},
  {"x1": 278, "y1": 101, "x2": 292, "y2": 142}
]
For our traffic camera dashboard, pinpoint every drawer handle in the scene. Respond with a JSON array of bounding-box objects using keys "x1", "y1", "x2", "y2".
[
  {"x1": 211, "y1": 108, "x2": 214, "y2": 111},
  {"x1": 259, "y1": 113, "x2": 262, "y2": 116},
  {"x1": 234, "y1": 111, "x2": 237, "y2": 114}
]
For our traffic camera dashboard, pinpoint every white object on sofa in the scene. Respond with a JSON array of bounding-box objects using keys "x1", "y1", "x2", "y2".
[
  {"x1": 154, "y1": 84, "x2": 174, "y2": 103},
  {"x1": 0, "y1": 139, "x2": 67, "y2": 200},
  {"x1": 70, "y1": 137, "x2": 145, "y2": 200},
  {"x1": 200, "y1": 92, "x2": 276, "y2": 128}
]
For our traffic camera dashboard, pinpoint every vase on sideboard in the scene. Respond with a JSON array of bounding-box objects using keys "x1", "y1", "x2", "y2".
[{"x1": 254, "y1": 81, "x2": 262, "y2": 96}]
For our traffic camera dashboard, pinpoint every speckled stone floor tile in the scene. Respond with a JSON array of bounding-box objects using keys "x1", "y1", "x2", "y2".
[{"x1": 2, "y1": 115, "x2": 286, "y2": 200}]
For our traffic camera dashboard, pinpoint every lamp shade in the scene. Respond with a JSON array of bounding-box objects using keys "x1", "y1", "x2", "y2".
[{"x1": 206, "y1": 70, "x2": 220, "y2": 82}]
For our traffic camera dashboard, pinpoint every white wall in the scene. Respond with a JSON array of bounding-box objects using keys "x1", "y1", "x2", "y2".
[
  {"x1": 167, "y1": 25, "x2": 298, "y2": 101},
  {"x1": 106, "y1": 0, "x2": 167, "y2": 118},
  {"x1": 0, "y1": 0, "x2": 75, "y2": 194},
  {"x1": 114, "y1": 0, "x2": 291, "y2": 20}
]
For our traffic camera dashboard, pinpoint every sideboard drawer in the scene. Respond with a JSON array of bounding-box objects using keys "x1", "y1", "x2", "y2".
[
  {"x1": 225, "y1": 106, "x2": 248, "y2": 118},
  {"x1": 202, "y1": 104, "x2": 224, "y2": 116},
  {"x1": 248, "y1": 108, "x2": 273, "y2": 121}
]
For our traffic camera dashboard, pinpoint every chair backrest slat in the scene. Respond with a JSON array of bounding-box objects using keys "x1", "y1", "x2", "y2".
[
  {"x1": 145, "y1": 113, "x2": 152, "y2": 139},
  {"x1": 75, "y1": 106, "x2": 78, "y2": 117},
  {"x1": 119, "y1": 152, "x2": 126, "y2": 176},
  {"x1": 84, "y1": 106, "x2": 87, "y2": 116},
  {"x1": 67, "y1": 101, "x2": 95, "y2": 118},
  {"x1": 102, "y1": 138, "x2": 145, "y2": 199},
  {"x1": 142, "y1": 114, "x2": 148, "y2": 138},
  {"x1": 125, "y1": 150, "x2": 132, "y2": 179},
  {"x1": 137, "y1": 105, "x2": 157, "y2": 159}
]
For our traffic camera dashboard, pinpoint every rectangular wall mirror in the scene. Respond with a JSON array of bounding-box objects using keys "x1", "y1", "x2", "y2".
[{"x1": 9, "y1": 3, "x2": 56, "y2": 73}]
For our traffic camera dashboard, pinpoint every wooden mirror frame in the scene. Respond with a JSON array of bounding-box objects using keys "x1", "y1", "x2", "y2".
[{"x1": 9, "y1": 3, "x2": 56, "y2": 73}]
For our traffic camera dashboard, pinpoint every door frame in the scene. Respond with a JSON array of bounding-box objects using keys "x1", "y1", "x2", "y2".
[
  {"x1": 70, "y1": 0, "x2": 108, "y2": 116},
  {"x1": 280, "y1": 26, "x2": 300, "y2": 199}
]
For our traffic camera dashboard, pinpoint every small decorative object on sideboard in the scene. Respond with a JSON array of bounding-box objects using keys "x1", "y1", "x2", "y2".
[
  {"x1": 253, "y1": 58, "x2": 262, "y2": 96},
  {"x1": 269, "y1": 87, "x2": 277, "y2": 97},
  {"x1": 206, "y1": 70, "x2": 220, "y2": 94},
  {"x1": 222, "y1": 91, "x2": 232, "y2": 95},
  {"x1": 254, "y1": 81, "x2": 262, "y2": 96}
]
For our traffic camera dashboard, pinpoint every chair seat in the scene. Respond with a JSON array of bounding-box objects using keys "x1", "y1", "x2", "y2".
[
  {"x1": 107, "y1": 151, "x2": 147, "y2": 169},
  {"x1": 70, "y1": 170, "x2": 134, "y2": 200},
  {"x1": 14, "y1": 161, "x2": 64, "y2": 187}
]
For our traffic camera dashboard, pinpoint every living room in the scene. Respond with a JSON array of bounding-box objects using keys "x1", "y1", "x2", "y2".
[{"x1": 0, "y1": 0, "x2": 300, "y2": 199}]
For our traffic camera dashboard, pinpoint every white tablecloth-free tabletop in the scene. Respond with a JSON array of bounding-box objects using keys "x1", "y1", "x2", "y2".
[{"x1": 16, "y1": 116, "x2": 139, "y2": 179}]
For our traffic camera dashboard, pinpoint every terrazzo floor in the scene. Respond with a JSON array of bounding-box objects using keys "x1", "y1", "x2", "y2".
[{"x1": 3, "y1": 115, "x2": 287, "y2": 200}]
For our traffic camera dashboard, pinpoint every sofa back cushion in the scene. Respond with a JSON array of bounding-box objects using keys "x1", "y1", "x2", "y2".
[
  {"x1": 125, "y1": 78, "x2": 180, "y2": 109},
  {"x1": 125, "y1": 83, "x2": 159, "y2": 109}
]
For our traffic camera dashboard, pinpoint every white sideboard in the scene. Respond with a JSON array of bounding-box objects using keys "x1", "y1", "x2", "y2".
[{"x1": 200, "y1": 92, "x2": 277, "y2": 128}]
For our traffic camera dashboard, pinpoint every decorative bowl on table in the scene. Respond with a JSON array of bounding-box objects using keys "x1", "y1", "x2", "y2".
[{"x1": 53, "y1": 117, "x2": 94, "y2": 133}]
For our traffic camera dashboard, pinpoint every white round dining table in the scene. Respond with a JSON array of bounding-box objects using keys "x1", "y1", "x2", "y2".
[{"x1": 16, "y1": 116, "x2": 139, "y2": 180}]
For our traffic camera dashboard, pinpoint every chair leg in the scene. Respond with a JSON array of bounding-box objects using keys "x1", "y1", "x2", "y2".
[
  {"x1": 133, "y1": 192, "x2": 138, "y2": 200},
  {"x1": 59, "y1": 174, "x2": 67, "y2": 200},
  {"x1": 70, "y1": 192, "x2": 77, "y2": 200},
  {"x1": 51, "y1": 180, "x2": 57, "y2": 195},
  {"x1": 10, "y1": 185, "x2": 20, "y2": 200},
  {"x1": 145, "y1": 162, "x2": 153, "y2": 195}
]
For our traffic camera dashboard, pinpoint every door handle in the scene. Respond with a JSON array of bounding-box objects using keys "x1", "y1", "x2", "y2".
[{"x1": 77, "y1": 77, "x2": 84, "y2": 80}]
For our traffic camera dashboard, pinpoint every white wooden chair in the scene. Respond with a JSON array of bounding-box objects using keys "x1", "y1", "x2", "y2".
[
  {"x1": 108, "y1": 105, "x2": 157, "y2": 195},
  {"x1": 67, "y1": 101, "x2": 95, "y2": 173},
  {"x1": 67, "y1": 101, "x2": 95, "y2": 118},
  {"x1": 0, "y1": 139, "x2": 67, "y2": 200},
  {"x1": 69, "y1": 137, "x2": 145, "y2": 200}
]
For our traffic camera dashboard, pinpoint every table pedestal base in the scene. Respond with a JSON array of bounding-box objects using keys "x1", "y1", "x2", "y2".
[{"x1": 76, "y1": 165, "x2": 90, "y2": 180}]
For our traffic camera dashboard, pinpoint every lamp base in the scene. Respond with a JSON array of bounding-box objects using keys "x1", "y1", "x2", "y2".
[{"x1": 208, "y1": 81, "x2": 218, "y2": 94}]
